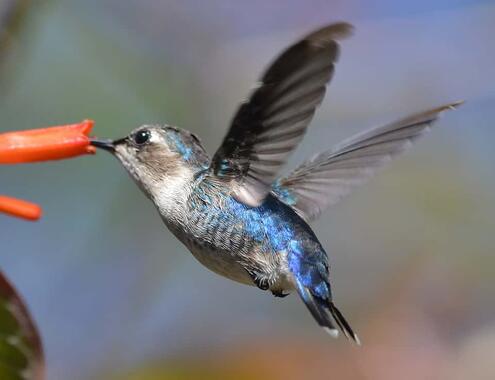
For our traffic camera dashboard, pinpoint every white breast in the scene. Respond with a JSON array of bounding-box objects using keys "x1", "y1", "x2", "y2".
[{"x1": 153, "y1": 168, "x2": 194, "y2": 221}]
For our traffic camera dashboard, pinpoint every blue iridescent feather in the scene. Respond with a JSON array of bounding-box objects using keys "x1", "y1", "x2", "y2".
[
  {"x1": 271, "y1": 179, "x2": 297, "y2": 206},
  {"x1": 192, "y1": 176, "x2": 332, "y2": 302}
]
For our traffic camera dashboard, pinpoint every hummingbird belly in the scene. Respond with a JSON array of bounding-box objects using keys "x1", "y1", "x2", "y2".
[
  {"x1": 184, "y1": 237, "x2": 255, "y2": 285},
  {"x1": 172, "y1": 190, "x2": 315, "y2": 290}
]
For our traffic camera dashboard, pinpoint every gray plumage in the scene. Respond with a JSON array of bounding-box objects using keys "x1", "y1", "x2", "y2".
[{"x1": 272, "y1": 101, "x2": 463, "y2": 222}]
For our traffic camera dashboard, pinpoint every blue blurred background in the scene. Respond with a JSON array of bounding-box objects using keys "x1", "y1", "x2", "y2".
[{"x1": 1, "y1": 1, "x2": 494, "y2": 379}]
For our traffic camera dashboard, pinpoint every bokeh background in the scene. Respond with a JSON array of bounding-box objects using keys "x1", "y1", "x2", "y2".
[{"x1": 1, "y1": 1, "x2": 494, "y2": 379}]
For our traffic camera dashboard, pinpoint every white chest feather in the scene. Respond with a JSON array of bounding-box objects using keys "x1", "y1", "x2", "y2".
[{"x1": 153, "y1": 168, "x2": 194, "y2": 221}]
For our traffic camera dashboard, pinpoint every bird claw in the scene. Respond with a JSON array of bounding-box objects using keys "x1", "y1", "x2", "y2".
[
  {"x1": 255, "y1": 278, "x2": 269, "y2": 291},
  {"x1": 271, "y1": 290, "x2": 289, "y2": 298},
  {"x1": 246, "y1": 270, "x2": 269, "y2": 291}
]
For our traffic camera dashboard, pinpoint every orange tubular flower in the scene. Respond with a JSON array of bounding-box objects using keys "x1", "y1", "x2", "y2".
[
  {"x1": 1, "y1": 120, "x2": 95, "y2": 220},
  {"x1": 0, "y1": 196, "x2": 42, "y2": 221},
  {"x1": 0, "y1": 119, "x2": 95, "y2": 164}
]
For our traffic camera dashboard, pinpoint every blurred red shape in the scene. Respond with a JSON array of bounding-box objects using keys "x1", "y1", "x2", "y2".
[
  {"x1": 0, "y1": 120, "x2": 95, "y2": 164},
  {"x1": 1, "y1": 120, "x2": 95, "y2": 220},
  {"x1": 0, "y1": 195, "x2": 42, "y2": 221}
]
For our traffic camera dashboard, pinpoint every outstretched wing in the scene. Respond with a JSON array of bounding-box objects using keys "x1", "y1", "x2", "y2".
[
  {"x1": 210, "y1": 22, "x2": 353, "y2": 207},
  {"x1": 272, "y1": 102, "x2": 463, "y2": 222}
]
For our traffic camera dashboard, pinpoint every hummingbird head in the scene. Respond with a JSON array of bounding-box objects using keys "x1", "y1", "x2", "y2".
[{"x1": 91, "y1": 125, "x2": 208, "y2": 198}]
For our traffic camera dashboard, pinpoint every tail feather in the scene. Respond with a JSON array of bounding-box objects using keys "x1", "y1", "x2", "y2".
[
  {"x1": 295, "y1": 280, "x2": 339, "y2": 337},
  {"x1": 328, "y1": 302, "x2": 361, "y2": 345},
  {"x1": 295, "y1": 280, "x2": 360, "y2": 344}
]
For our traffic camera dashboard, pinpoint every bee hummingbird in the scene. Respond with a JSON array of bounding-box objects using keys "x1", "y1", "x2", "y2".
[{"x1": 91, "y1": 22, "x2": 461, "y2": 343}]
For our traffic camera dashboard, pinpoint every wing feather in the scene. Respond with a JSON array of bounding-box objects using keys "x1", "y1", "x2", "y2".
[
  {"x1": 273, "y1": 102, "x2": 463, "y2": 222},
  {"x1": 210, "y1": 23, "x2": 353, "y2": 206}
]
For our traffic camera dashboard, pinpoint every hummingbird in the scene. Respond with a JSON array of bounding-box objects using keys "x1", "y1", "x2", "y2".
[{"x1": 91, "y1": 22, "x2": 461, "y2": 343}]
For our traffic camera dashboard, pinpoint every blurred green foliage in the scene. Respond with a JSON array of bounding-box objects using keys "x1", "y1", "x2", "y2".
[{"x1": 0, "y1": 272, "x2": 43, "y2": 380}]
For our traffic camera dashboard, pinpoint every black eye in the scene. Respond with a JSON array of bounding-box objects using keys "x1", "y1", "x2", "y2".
[{"x1": 133, "y1": 129, "x2": 151, "y2": 145}]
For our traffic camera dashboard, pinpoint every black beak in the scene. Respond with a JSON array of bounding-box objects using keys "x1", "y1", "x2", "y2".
[{"x1": 90, "y1": 138, "x2": 115, "y2": 152}]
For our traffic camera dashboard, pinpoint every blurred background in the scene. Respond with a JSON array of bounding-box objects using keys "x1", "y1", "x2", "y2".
[{"x1": 0, "y1": 1, "x2": 494, "y2": 379}]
